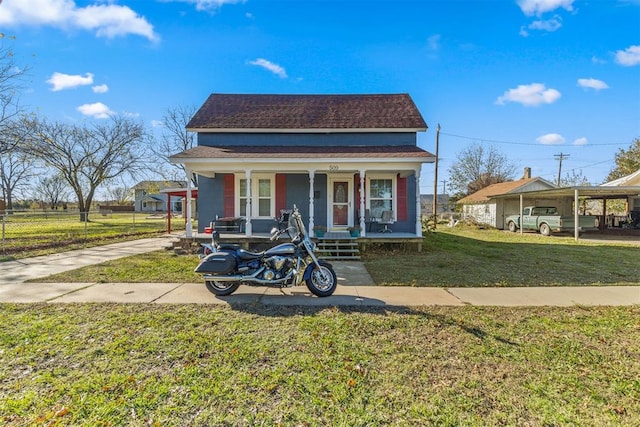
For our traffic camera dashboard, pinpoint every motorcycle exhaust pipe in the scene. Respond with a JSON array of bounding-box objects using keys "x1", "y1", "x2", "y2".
[{"x1": 203, "y1": 267, "x2": 264, "y2": 282}]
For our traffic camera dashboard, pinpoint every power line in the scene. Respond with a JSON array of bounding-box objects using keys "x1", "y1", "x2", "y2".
[{"x1": 440, "y1": 131, "x2": 630, "y2": 147}]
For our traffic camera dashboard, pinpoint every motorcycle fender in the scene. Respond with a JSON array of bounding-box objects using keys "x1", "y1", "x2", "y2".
[{"x1": 303, "y1": 260, "x2": 333, "y2": 281}]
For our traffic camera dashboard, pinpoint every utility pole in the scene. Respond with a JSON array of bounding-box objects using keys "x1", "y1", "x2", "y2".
[
  {"x1": 433, "y1": 124, "x2": 440, "y2": 228},
  {"x1": 440, "y1": 180, "x2": 447, "y2": 195},
  {"x1": 554, "y1": 152, "x2": 570, "y2": 186}
]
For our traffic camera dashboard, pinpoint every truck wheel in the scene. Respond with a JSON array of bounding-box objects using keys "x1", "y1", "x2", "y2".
[
  {"x1": 508, "y1": 221, "x2": 517, "y2": 232},
  {"x1": 539, "y1": 223, "x2": 551, "y2": 236}
]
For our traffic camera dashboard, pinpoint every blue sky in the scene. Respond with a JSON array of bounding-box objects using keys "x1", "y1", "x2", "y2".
[{"x1": 1, "y1": 0, "x2": 639, "y2": 194}]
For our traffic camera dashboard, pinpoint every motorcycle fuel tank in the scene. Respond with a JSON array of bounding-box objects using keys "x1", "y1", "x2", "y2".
[
  {"x1": 194, "y1": 252, "x2": 237, "y2": 274},
  {"x1": 265, "y1": 243, "x2": 296, "y2": 257}
]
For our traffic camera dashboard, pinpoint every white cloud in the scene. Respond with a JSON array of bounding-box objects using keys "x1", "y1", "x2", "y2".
[
  {"x1": 427, "y1": 34, "x2": 441, "y2": 51},
  {"x1": 151, "y1": 120, "x2": 164, "y2": 128},
  {"x1": 77, "y1": 102, "x2": 113, "y2": 119},
  {"x1": 0, "y1": 0, "x2": 158, "y2": 42},
  {"x1": 92, "y1": 84, "x2": 109, "y2": 93},
  {"x1": 537, "y1": 133, "x2": 565, "y2": 145},
  {"x1": 527, "y1": 16, "x2": 563, "y2": 32},
  {"x1": 248, "y1": 58, "x2": 288, "y2": 78},
  {"x1": 577, "y1": 78, "x2": 609, "y2": 90},
  {"x1": 517, "y1": 0, "x2": 575, "y2": 16},
  {"x1": 495, "y1": 83, "x2": 561, "y2": 106},
  {"x1": 573, "y1": 137, "x2": 588, "y2": 146},
  {"x1": 615, "y1": 45, "x2": 640, "y2": 66},
  {"x1": 47, "y1": 72, "x2": 94, "y2": 91},
  {"x1": 167, "y1": 0, "x2": 245, "y2": 12}
]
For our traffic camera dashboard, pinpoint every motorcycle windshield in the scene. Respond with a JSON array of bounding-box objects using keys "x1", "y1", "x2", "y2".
[{"x1": 289, "y1": 209, "x2": 308, "y2": 240}]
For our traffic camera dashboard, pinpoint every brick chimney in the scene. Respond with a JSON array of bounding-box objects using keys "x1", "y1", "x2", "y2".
[{"x1": 523, "y1": 167, "x2": 531, "y2": 179}]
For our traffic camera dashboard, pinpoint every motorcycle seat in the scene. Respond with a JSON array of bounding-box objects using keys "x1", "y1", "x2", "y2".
[
  {"x1": 218, "y1": 243, "x2": 241, "y2": 251},
  {"x1": 236, "y1": 249, "x2": 263, "y2": 260}
]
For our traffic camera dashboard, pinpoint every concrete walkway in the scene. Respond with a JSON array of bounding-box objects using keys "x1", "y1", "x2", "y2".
[{"x1": 1, "y1": 236, "x2": 638, "y2": 307}]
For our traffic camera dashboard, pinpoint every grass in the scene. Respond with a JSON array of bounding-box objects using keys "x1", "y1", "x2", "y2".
[
  {"x1": 363, "y1": 225, "x2": 640, "y2": 287},
  {"x1": 1, "y1": 304, "x2": 638, "y2": 426},
  {"x1": 34, "y1": 225, "x2": 640, "y2": 287},
  {"x1": 0, "y1": 212, "x2": 192, "y2": 261}
]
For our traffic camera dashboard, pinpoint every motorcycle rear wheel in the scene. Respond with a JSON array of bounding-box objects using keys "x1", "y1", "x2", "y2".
[
  {"x1": 205, "y1": 280, "x2": 240, "y2": 296},
  {"x1": 306, "y1": 264, "x2": 337, "y2": 297}
]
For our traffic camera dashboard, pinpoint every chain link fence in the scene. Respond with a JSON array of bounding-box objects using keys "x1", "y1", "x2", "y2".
[{"x1": 1, "y1": 210, "x2": 192, "y2": 258}]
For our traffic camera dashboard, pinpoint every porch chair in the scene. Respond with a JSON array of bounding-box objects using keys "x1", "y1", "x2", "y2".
[
  {"x1": 378, "y1": 210, "x2": 394, "y2": 233},
  {"x1": 364, "y1": 209, "x2": 376, "y2": 232}
]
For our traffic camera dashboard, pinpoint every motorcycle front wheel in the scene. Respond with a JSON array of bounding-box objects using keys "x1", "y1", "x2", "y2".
[
  {"x1": 205, "y1": 280, "x2": 240, "y2": 296},
  {"x1": 306, "y1": 263, "x2": 338, "y2": 297}
]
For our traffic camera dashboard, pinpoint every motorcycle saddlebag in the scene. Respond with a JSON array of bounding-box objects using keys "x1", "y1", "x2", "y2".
[{"x1": 194, "y1": 252, "x2": 237, "y2": 274}]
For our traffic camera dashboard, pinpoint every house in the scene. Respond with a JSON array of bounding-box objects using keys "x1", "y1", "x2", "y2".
[
  {"x1": 456, "y1": 168, "x2": 557, "y2": 229},
  {"x1": 169, "y1": 93, "x2": 434, "y2": 237},
  {"x1": 420, "y1": 194, "x2": 452, "y2": 216},
  {"x1": 133, "y1": 180, "x2": 186, "y2": 213},
  {"x1": 602, "y1": 168, "x2": 640, "y2": 227}
]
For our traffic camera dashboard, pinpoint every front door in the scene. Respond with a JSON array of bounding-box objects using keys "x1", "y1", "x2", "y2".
[{"x1": 328, "y1": 176, "x2": 353, "y2": 229}]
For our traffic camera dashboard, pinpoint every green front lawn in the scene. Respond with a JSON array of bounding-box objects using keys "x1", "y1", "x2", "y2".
[{"x1": 1, "y1": 304, "x2": 638, "y2": 426}]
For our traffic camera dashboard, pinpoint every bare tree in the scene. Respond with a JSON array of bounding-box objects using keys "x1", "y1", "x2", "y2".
[
  {"x1": 560, "y1": 169, "x2": 591, "y2": 187},
  {"x1": 0, "y1": 118, "x2": 35, "y2": 212},
  {"x1": 152, "y1": 105, "x2": 197, "y2": 185},
  {"x1": 448, "y1": 143, "x2": 517, "y2": 196},
  {"x1": 33, "y1": 175, "x2": 69, "y2": 210},
  {"x1": 0, "y1": 40, "x2": 28, "y2": 156},
  {"x1": 105, "y1": 182, "x2": 133, "y2": 205},
  {"x1": 0, "y1": 149, "x2": 34, "y2": 212},
  {"x1": 26, "y1": 116, "x2": 150, "y2": 221}
]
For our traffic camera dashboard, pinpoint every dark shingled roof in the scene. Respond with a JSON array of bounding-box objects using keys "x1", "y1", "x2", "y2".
[
  {"x1": 186, "y1": 93, "x2": 428, "y2": 131},
  {"x1": 170, "y1": 145, "x2": 434, "y2": 160}
]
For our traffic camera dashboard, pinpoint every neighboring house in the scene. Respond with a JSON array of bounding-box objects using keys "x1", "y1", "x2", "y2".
[
  {"x1": 170, "y1": 93, "x2": 435, "y2": 236},
  {"x1": 602, "y1": 168, "x2": 640, "y2": 226},
  {"x1": 456, "y1": 168, "x2": 557, "y2": 229},
  {"x1": 133, "y1": 180, "x2": 186, "y2": 213},
  {"x1": 420, "y1": 194, "x2": 452, "y2": 216}
]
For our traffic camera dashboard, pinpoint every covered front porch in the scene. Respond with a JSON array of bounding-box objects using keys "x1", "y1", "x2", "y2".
[{"x1": 170, "y1": 145, "x2": 433, "y2": 241}]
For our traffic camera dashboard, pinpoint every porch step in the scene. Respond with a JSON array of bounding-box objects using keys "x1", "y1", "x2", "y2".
[{"x1": 316, "y1": 238, "x2": 361, "y2": 261}]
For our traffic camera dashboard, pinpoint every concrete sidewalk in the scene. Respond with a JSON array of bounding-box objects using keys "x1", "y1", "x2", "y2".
[{"x1": 1, "y1": 236, "x2": 638, "y2": 307}]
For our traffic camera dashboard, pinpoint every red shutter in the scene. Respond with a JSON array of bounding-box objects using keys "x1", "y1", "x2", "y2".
[
  {"x1": 397, "y1": 176, "x2": 408, "y2": 221},
  {"x1": 276, "y1": 174, "x2": 287, "y2": 213},
  {"x1": 223, "y1": 174, "x2": 234, "y2": 217}
]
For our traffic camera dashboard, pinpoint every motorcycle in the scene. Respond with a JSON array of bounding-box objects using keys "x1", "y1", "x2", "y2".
[{"x1": 195, "y1": 205, "x2": 338, "y2": 297}]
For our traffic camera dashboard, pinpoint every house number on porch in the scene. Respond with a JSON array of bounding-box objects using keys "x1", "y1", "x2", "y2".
[{"x1": 329, "y1": 165, "x2": 339, "y2": 171}]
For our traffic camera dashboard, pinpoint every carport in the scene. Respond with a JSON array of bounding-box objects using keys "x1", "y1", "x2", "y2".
[{"x1": 492, "y1": 186, "x2": 640, "y2": 241}]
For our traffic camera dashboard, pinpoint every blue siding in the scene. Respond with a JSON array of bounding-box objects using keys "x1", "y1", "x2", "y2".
[
  {"x1": 197, "y1": 175, "x2": 224, "y2": 231},
  {"x1": 196, "y1": 172, "x2": 418, "y2": 233},
  {"x1": 198, "y1": 132, "x2": 416, "y2": 147}
]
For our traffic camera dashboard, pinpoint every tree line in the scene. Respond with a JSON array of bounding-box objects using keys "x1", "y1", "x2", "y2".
[
  {"x1": 447, "y1": 138, "x2": 640, "y2": 200},
  {"x1": 0, "y1": 41, "x2": 196, "y2": 220}
]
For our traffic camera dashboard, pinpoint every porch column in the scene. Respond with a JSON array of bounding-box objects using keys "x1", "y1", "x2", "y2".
[
  {"x1": 415, "y1": 169, "x2": 422, "y2": 236},
  {"x1": 308, "y1": 170, "x2": 315, "y2": 234},
  {"x1": 185, "y1": 168, "x2": 193, "y2": 238},
  {"x1": 245, "y1": 169, "x2": 252, "y2": 236},
  {"x1": 359, "y1": 170, "x2": 366, "y2": 237}
]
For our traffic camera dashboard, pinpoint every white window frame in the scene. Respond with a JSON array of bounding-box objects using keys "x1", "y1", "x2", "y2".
[
  {"x1": 235, "y1": 173, "x2": 275, "y2": 218},
  {"x1": 366, "y1": 173, "x2": 397, "y2": 219}
]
